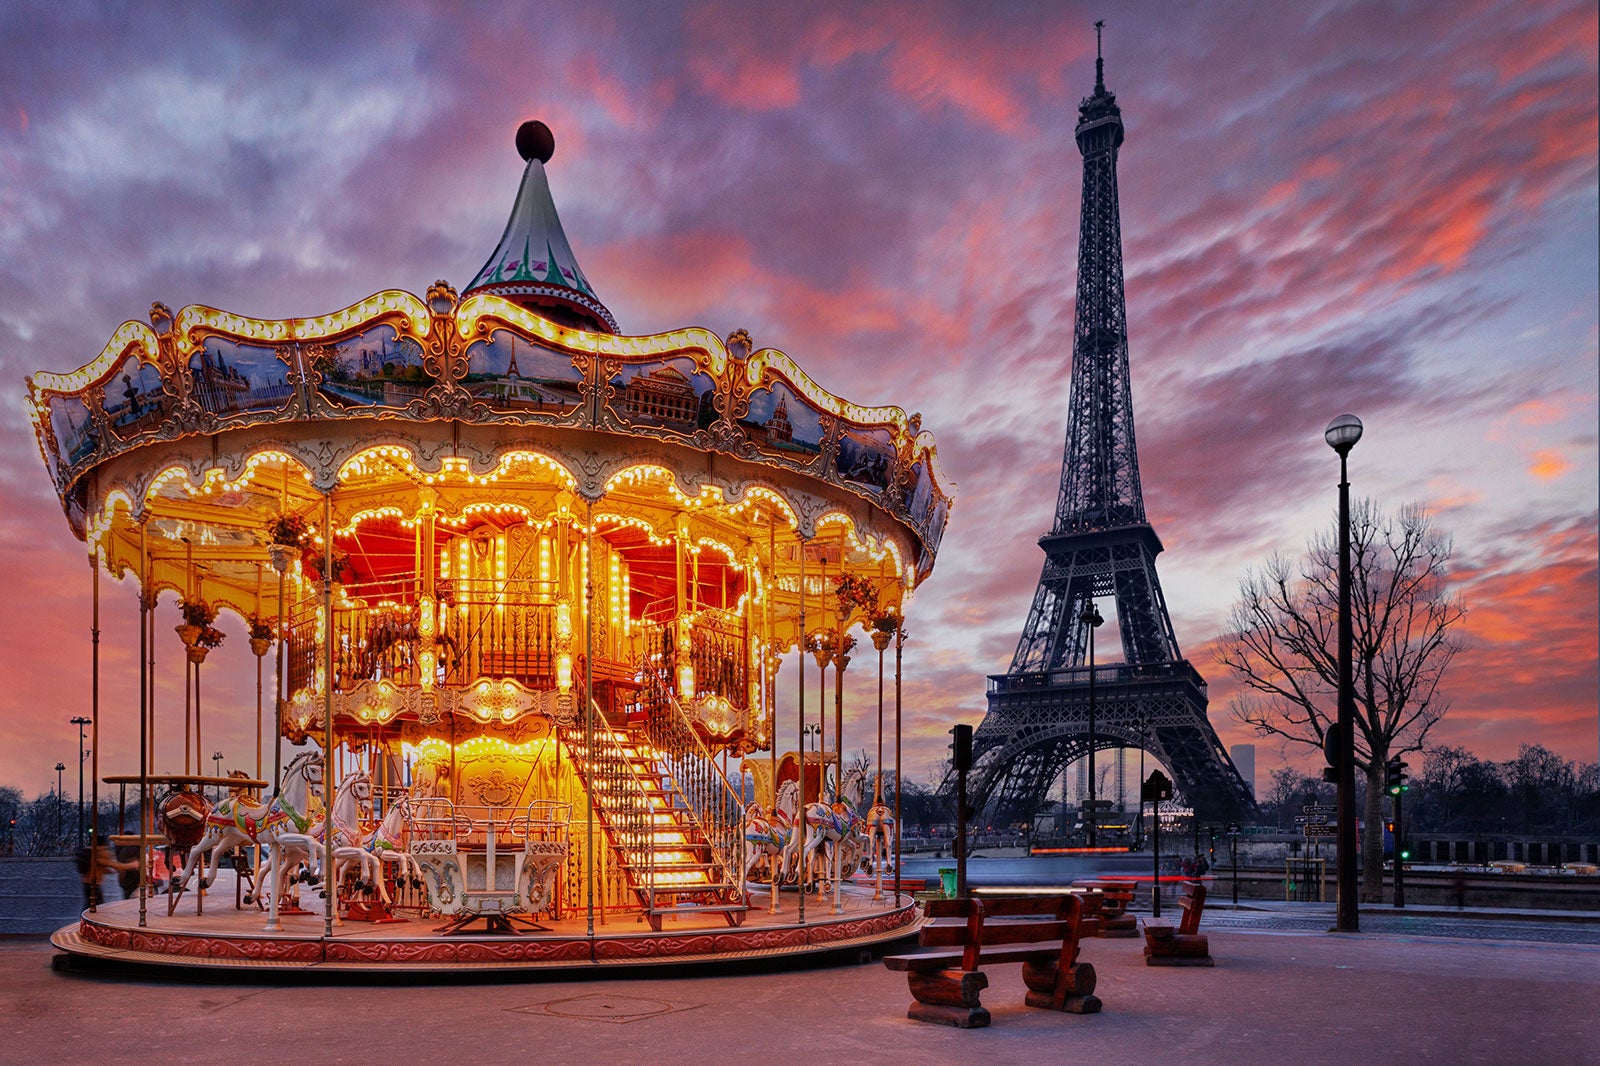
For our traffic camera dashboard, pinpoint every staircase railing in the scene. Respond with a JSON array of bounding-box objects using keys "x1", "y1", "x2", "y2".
[
  {"x1": 556, "y1": 715, "x2": 658, "y2": 902},
  {"x1": 644, "y1": 693, "x2": 747, "y2": 895}
]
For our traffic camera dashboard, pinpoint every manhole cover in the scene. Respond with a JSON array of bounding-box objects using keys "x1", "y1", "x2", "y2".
[{"x1": 509, "y1": 993, "x2": 687, "y2": 1024}]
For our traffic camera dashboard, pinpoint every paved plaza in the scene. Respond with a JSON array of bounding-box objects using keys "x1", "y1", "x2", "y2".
[{"x1": 5, "y1": 905, "x2": 1598, "y2": 1065}]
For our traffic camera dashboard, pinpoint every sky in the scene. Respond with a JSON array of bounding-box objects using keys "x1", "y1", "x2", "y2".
[{"x1": 0, "y1": 0, "x2": 1595, "y2": 801}]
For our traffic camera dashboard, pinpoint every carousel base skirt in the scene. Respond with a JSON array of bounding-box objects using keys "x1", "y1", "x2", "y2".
[{"x1": 51, "y1": 884, "x2": 920, "y2": 976}]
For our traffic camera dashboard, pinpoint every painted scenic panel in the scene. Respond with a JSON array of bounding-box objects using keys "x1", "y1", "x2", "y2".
[
  {"x1": 462, "y1": 330, "x2": 585, "y2": 416},
  {"x1": 834, "y1": 424, "x2": 896, "y2": 495},
  {"x1": 188, "y1": 338, "x2": 296, "y2": 416},
  {"x1": 740, "y1": 380, "x2": 825, "y2": 461},
  {"x1": 102, "y1": 353, "x2": 173, "y2": 440},
  {"x1": 907, "y1": 457, "x2": 935, "y2": 526},
  {"x1": 604, "y1": 356, "x2": 717, "y2": 434},
  {"x1": 47, "y1": 393, "x2": 99, "y2": 471},
  {"x1": 306, "y1": 325, "x2": 428, "y2": 409}
]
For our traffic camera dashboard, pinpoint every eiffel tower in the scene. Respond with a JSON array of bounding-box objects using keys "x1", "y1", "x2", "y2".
[{"x1": 968, "y1": 28, "x2": 1254, "y2": 830}]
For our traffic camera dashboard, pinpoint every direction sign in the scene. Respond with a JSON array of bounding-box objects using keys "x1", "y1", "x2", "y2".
[
  {"x1": 1084, "y1": 799, "x2": 1117, "y2": 809},
  {"x1": 1304, "y1": 823, "x2": 1338, "y2": 836},
  {"x1": 1302, "y1": 803, "x2": 1337, "y2": 815},
  {"x1": 1293, "y1": 815, "x2": 1312, "y2": 825}
]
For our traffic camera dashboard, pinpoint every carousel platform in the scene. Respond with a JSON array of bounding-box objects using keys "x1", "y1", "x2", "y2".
[{"x1": 51, "y1": 880, "x2": 920, "y2": 976}]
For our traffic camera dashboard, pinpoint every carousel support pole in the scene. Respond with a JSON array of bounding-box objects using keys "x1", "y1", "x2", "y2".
[
  {"x1": 584, "y1": 503, "x2": 595, "y2": 941},
  {"x1": 255, "y1": 566, "x2": 263, "y2": 781},
  {"x1": 873, "y1": 626, "x2": 888, "y2": 902},
  {"x1": 832, "y1": 631, "x2": 848, "y2": 916},
  {"x1": 89, "y1": 547, "x2": 101, "y2": 910},
  {"x1": 183, "y1": 539, "x2": 193, "y2": 774},
  {"x1": 796, "y1": 540, "x2": 807, "y2": 926},
  {"x1": 767, "y1": 518, "x2": 779, "y2": 915},
  {"x1": 271, "y1": 548, "x2": 288, "y2": 798},
  {"x1": 138, "y1": 526, "x2": 150, "y2": 928},
  {"x1": 322, "y1": 492, "x2": 336, "y2": 938},
  {"x1": 894, "y1": 616, "x2": 904, "y2": 907},
  {"x1": 811, "y1": 626, "x2": 829, "y2": 903}
]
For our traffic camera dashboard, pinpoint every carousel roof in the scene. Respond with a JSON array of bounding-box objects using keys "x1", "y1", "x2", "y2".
[
  {"x1": 23, "y1": 121, "x2": 954, "y2": 635},
  {"x1": 463, "y1": 121, "x2": 616, "y2": 334}
]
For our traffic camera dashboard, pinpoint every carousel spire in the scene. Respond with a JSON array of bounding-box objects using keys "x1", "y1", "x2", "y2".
[{"x1": 464, "y1": 120, "x2": 618, "y2": 333}]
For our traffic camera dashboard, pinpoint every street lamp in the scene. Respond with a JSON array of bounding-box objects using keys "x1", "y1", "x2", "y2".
[
  {"x1": 1080, "y1": 602, "x2": 1104, "y2": 849},
  {"x1": 54, "y1": 763, "x2": 66, "y2": 852},
  {"x1": 70, "y1": 715, "x2": 91, "y2": 846},
  {"x1": 212, "y1": 751, "x2": 224, "y2": 801},
  {"x1": 1324, "y1": 413, "x2": 1362, "y2": 933},
  {"x1": 802, "y1": 723, "x2": 821, "y2": 752}
]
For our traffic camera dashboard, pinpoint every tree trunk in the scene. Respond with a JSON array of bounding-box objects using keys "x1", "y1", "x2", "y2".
[{"x1": 1361, "y1": 760, "x2": 1386, "y2": 903}]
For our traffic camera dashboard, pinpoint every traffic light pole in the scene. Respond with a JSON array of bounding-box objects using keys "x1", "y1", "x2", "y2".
[{"x1": 1393, "y1": 786, "x2": 1405, "y2": 908}]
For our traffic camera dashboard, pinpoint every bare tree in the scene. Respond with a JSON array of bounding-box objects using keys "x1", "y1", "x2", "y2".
[{"x1": 1218, "y1": 500, "x2": 1466, "y2": 902}]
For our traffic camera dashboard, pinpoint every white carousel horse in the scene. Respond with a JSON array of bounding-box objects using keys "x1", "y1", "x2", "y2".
[
  {"x1": 246, "y1": 770, "x2": 393, "y2": 908},
  {"x1": 366, "y1": 792, "x2": 422, "y2": 887},
  {"x1": 798, "y1": 766, "x2": 869, "y2": 890},
  {"x1": 864, "y1": 801, "x2": 896, "y2": 873},
  {"x1": 175, "y1": 748, "x2": 324, "y2": 895},
  {"x1": 326, "y1": 769, "x2": 390, "y2": 904},
  {"x1": 742, "y1": 780, "x2": 800, "y2": 890}
]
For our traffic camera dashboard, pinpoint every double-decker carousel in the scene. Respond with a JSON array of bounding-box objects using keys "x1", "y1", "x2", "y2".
[{"x1": 30, "y1": 121, "x2": 952, "y2": 973}]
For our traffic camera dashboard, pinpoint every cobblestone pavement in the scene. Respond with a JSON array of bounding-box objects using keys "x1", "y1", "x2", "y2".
[{"x1": 1207, "y1": 909, "x2": 1600, "y2": 944}]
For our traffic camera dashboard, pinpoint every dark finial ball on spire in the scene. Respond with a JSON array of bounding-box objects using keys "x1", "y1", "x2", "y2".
[{"x1": 516, "y1": 120, "x2": 555, "y2": 164}]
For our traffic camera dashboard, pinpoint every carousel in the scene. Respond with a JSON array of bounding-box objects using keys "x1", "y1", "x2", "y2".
[{"x1": 29, "y1": 121, "x2": 953, "y2": 972}]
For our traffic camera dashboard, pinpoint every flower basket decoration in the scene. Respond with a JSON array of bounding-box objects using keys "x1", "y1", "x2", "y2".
[
  {"x1": 870, "y1": 610, "x2": 900, "y2": 651},
  {"x1": 247, "y1": 614, "x2": 274, "y2": 657},
  {"x1": 187, "y1": 624, "x2": 225, "y2": 664},
  {"x1": 177, "y1": 597, "x2": 217, "y2": 645},
  {"x1": 266, "y1": 512, "x2": 308, "y2": 548},
  {"x1": 835, "y1": 573, "x2": 879, "y2": 620}
]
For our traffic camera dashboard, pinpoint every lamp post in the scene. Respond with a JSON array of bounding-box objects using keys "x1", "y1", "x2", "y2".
[
  {"x1": 70, "y1": 716, "x2": 91, "y2": 846},
  {"x1": 54, "y1": 763, "x2": 66, "y2": 852},
  {"x1": 1080, "y1": 602, "x2": 1104, "y2": 849},
  {"x1": 212, "y1": 751, "x2": 224, "y2": 801},
  {"x1": 803, "y1": 723, "x2": 821, "y2": 752},
  {"x1": 1325, "y1": 413, "x2": 1363, "y2": 933},
  {"x1": 1134, "y1": 712, "x2": 1148, "y2": 851}
]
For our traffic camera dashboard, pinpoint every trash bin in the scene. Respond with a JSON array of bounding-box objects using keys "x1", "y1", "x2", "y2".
[{"x1": 938, "y1": 868, "x2": 956, "y2": 898}]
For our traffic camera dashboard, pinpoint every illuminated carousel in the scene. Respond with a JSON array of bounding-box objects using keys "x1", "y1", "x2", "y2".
[{"x1": 31, "y1": 121, "x2": 952, "y2": 972}]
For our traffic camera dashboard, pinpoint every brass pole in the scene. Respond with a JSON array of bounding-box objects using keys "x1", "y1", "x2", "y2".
[
  {"x1": 796, "y1": 540, "x2": 806, "y2": 925},
  {"x1": 322, "y1": 492, "x2": 335, "y2": 938},
  {"x1": 137, "y1": 525, "x2": 149, "y2": 928},
  {"x1": 89, "y1": 548, "x2": 100, "y2": 911}
]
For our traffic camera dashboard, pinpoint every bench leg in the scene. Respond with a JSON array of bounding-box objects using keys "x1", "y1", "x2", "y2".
[
  {"x1": 906, "y1": 969, "x2": 991, "y2": 1028},
  {"x1": 1022, "y1": 959, "x2": 1102, "y2": 1014},
  {"x1": 1144, "y1": 934, "x2": 1214, "y2": 966}
]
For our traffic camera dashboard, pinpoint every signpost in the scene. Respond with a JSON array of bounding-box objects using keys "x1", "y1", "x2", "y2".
[{"x1": 1142, "y1": 770, "x2": 1173, "y2": 918}]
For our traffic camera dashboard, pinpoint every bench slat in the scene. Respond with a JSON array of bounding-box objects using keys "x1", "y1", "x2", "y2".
[{"x1": 884, "y1": 939, "x2": 1068, "y2": 972}]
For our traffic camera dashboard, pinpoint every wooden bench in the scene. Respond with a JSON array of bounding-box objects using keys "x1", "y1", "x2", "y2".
[
  {"x1": 1143, "y1": 880, "x2": 1213, "y2": 966},
  {"x1": 1072, "y1": 879, "x2": 1139, "y2": 937},
  {"x1": 883, "y1": 893, "x2": 1102, "y2": 1027}
]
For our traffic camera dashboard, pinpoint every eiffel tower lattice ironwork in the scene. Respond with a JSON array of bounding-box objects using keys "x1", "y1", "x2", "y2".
[{"x1": 968, "y1": 30, "x2": 1254, "y2": 830}]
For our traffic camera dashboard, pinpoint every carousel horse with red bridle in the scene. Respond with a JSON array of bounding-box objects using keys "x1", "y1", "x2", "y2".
[
  {"x1": 798, "y1": 766, "x2": 868, "y2": 891},
  {"x1": 742, "y1": 779, "x2": 800, "y2": 891}
]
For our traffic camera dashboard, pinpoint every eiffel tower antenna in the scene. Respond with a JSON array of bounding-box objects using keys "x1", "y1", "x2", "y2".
[{"x1": 963, "y1": 27, "x2": 1254, "y2": 832}]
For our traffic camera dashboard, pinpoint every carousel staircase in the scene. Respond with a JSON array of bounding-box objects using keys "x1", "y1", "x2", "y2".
[{"x1": 558, "y1": 721, "x2": 746, "y2": 931}]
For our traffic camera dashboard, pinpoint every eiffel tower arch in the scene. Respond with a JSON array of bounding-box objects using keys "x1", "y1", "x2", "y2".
[{"x1": 967, "y1": 30, "x2": 1254, "y2": 830}]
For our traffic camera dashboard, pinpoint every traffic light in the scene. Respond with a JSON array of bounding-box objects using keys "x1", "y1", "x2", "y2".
[
  {"x1": 1385, "y1": 757, "x2": 1409, "y2": 796},
  {"x1": 949, "y1": 724, "x2": 973, "y2": 774},
  {"x1": 1385, "y1": 819, "x2": 1396, "y2": 835}
]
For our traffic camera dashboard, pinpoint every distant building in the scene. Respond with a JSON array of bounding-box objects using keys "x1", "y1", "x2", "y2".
[{"x1": 1230, "y1": 744, "x2": 1256, "y2": 799}]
